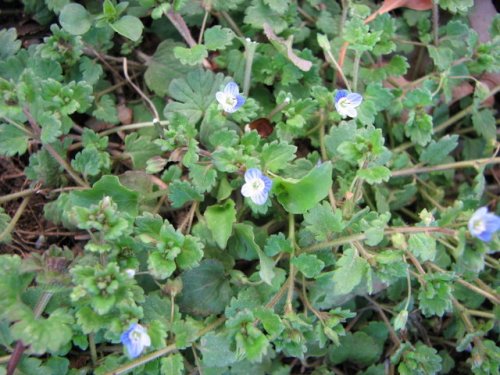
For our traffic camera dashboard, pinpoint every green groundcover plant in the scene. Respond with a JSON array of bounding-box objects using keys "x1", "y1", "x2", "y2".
[{"x1": 0, "y1": 0, "x2": 499, "y2": 374}]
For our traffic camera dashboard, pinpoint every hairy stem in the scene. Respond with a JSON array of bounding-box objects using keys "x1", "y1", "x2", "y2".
[
  {"x1": 104, "y1": 317, "x2": 226, "y2": 375},
  {"x1": 391, "y1": 157, "x2": 500, "y2": 177},
  {"x1": 302, "y1": 226, "x2": 456, "y2": 253},
  {"x1": 243, "y1": 38, "x2": 258, "y2": 97}
]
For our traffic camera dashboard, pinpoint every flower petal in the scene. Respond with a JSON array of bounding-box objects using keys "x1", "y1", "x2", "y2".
[
  {"x1": 344, "y1": 106, "x2": 358, "y2": 118},
  {"x1": 251, "y1": 191, "x2": 268, "y2": 205},
  {"x1": 223, "y1": 102, "x2": 237, "y2": 113},
  {"x1": 346, "y1": 93, "x2": 363, "y2": 106},
  {"x1": 245, "y1": 168, "x2": 262, "y2": 182},
  {"x1": 241, "y1": 182, "x2": 254, "y2": 197},
  {"x1": 224, "y1": 81, "x2": 239, "y2": 96},
  {"x1": 234, "y1": 94, "x2": 246, "y2": 110},
  {"x1": 215, "y1": 91, "x2": 226, "y2": 106},
  {"x1": 335, "y1": 90, "x2": 348, "y2": 103},
  {"x1": 262, "y1": 175, "x2": 272, "y2": 194}
]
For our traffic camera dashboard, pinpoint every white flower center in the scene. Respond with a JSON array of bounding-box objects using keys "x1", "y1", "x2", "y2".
[
  {"x1": 250, "y1": 178, "x2": 265, "y2": 193},
  {"x1": 338, "y1": 97, "x2": 351, "y2": 108},
  {"x1": 226, "y1": 95, "x2": 236, "y2": 107},
  {"x1": 473, "y1": 219, "x2": 486, "y2": 234},
  {"x1": 131, "y1": 331, "x2": 141, "y2": 343}
]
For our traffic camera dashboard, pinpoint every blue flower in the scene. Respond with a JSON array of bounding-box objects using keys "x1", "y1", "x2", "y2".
[
  {"x1": 120, "y1": 323, "x2": 151, "y2": 359},
  {"x1": 334, "y1": 90, "x2": 363, "y2": 118},
  {"x1": 468, "y1": 207, "x2": 500, "y2": 242},
  {"x1": 241, "y1": 168, "x2": 272, "y2": 205},
  {"x1": 216, "y1": 81, "x2": 245, "y2": 113}
]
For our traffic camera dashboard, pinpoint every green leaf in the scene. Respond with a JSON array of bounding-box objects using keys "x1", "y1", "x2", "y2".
[
  {"x1": 244, "y1": 0, "x2": 288, "y2": 33},
  {"x1": 124, "y1": 133, "x2": 162, "y2": 169},
  {"x1": 255, "y1": 246, "x2": 275, "y2": 285},
  {"x1": 263, "y1": 233, "x2": 293, "y2": 256},
  {"x1": 110, "y1": 15, "x2": 143, "y2": 42},
  {"x1": 168, "y1": 180, "x2": 203, "y2": 208},
  {"x1": 472, "y1": 109, "x2": 496, "y2": 140},
  {"x1": 59, "y1": 3, "x2": 92, "y2": 35},
  {"x1": 343, "y1": 18, "x2": 381, "y2": 52},
  {"x1": 329, "y1": 331, "x2": 383, "y2": 366},
  {"x1": 11, "y1": 309, "x2": 73, "y2": 354},
  {"x1": 200, "y1": 332, "x2": 238, "y2": 367},
  {"x1": 204, "y1": 26, "x2": 235, "y2": 51},
  {"x1": 178, "y1": 260, "x2": 233, "y2": 316},
  {"x1": 273, "y1": 162, "x2": 333, "y2": 214},
  {"x1": 357, "y1": 166, "x2": 391, "y2": 185},
  {"x1": 437, "y1": 0, "x2": 472, "y2": 13},
  {"x1": 0, "y1": 125, "x2": 29, "y2": 156},
  {"x1": 419, "y1": 135, "x2": 458, "y2": 165},
  {"x1": 303, "y1": 202, "x2": 345, "y2": 241},
  {"x1": 292, "y1": 253, "x2": 325, "y2": 278},
  {"x1": 332, "y1": 248, "x2": 371, "y2": 296},
  {"x1": 71, "y1": 147, "x2": 110, "y2": 177},
  {"x1": 160, "y1": 354, "x2": 184, "y2": 375},
  {"x1": 428, "y1": 46, "x2": 454, "y2": 71},
  {"x1": 164, "y1": 69, "x2": 227, "y2": 124},
  {"x1": 174, "y1": 45, "x2": 208, "y2": 66},
  {"x1": 0, "y1": 28, "x2": 21, "y2": 59},
  {"x1": 408, "y1": 233, "x2": 436, "y2": 262},
  {"x1": 418, "y1": 274, "x2": 453, "y2": 317},
  {"x1": 405, "y1": 110, "x2": 433, "y2": 146},
  {"x1": 189, "y1": 164, "x2": 217, "y2": 193},
  {"x1": 205, "y1": 200, "x2": 237, "y2": 249},
  {"x1": 393, "y1": 342, "x2": 442, "y2": 375},
  {"x1": 144, "y1": 40, "x2": 194, "y2": 96},
  {"x1": 93, "y1": 95, "x2": 119, "y2": 124},
  {"x1": 261, "y1": 141, "x2": 297, "y2": 173},
  {"x1": 70, "y1": 175, "x2": 139, "y2": 216}
]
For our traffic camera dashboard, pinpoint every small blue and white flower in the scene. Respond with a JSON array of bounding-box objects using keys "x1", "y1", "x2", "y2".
[
  {"x1": 334, "y1": 90, "x2": 363, "y2": 118},
  {"x1": 120, "y1": 323, "x2": 151, "y2": 359},
  {"x1": 241, "y1": 168, "x2": 272, "y2": 205},
  {"x1": 468, "y1": 207, "x2": 500, "y2": 242},
  {"x1": 216, "y1": 81, "x2": 246, "y2": 113}
]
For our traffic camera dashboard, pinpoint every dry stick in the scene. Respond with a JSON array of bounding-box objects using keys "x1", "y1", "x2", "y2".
[
  {"x1": 22, "y1": 108, "x2": 89, "y2": 188},
  {"x1": 198, "y1": 7, "x2": 210, "y2": 45},
  {"x1": 0, "y1": 188, "x2": 39, "y2": 204},
  {"x1": 122, "y1": 58, "x2": 160, "y2": 122},
  {"x1": 364, "y1": 295, "x2": 401, "y2": 347},
  {"x1": 0, "y1": 196, "x2": 31, "y2": 243}
]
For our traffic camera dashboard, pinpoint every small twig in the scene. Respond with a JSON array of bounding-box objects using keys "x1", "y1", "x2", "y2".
[
  {"x1": 198, "y1": 7, "x2": 210, "y2": 45},
  {"x1": 365, "y1": 295, "x2": 401, "y2": 347}
]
